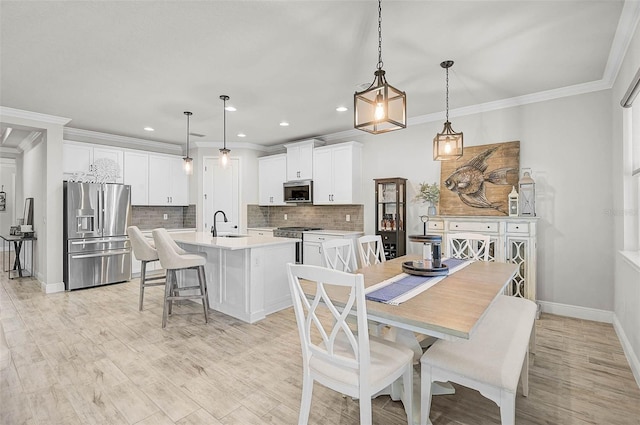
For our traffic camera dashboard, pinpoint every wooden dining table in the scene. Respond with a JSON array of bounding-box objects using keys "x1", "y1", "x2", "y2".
[{"x1": 299, "y1": 255, "x2": 519, "y2": 424}]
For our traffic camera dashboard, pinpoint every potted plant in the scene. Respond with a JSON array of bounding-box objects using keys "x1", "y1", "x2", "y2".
[{"x1": 414, "y1": 181, "x2": 440, "y2": 216}]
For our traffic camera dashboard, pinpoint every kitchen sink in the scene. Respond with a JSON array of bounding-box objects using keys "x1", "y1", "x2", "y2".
[{"x1": 219, "y1": 234, "x2": 248, "y2": 238}]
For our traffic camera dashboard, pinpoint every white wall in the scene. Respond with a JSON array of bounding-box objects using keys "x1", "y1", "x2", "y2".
[
  {"x1": 611, "y1": 16, "x2": 640, "y2": 386},
  {"x1": 22, "y1": 136, "x2": 46, "y2": 278},
  {"x1": 351, "y1": 89, "x2": 614, "y2": 312},
  {"x1": 0, "y1": 158, "x2": 17, "y2": 242}
]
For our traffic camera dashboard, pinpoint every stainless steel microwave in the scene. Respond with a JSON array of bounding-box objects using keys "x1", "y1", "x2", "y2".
[{"x1": 284, "y1": 180, "x2": 313, "y2": 203}]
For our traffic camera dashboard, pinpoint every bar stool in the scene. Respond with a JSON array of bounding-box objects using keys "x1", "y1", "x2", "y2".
[
  {"x1": 152, "y1": 228, "x2": 209, "y2": 328},
  {"x1": 127, "y1": 226, "x2": 166, "y2": 311}
]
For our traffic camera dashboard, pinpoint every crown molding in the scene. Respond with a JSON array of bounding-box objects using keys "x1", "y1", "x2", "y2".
[
  {"x1": 603, "y1": 0, "x2": 640, "y2": 86},
  {"x1": 0, "y1": 106, "x2": 71, "y2": 126},
  {"x1": 64, "y1": 127, "x2": 182, "y2": 155},
  {"x1": 0, "y1": 147, "x2": 20, "y2": 159},
  {"x1": 192, "y1": 141, "x2": 270, "y2": 152},
  {"x1": 0, "y1": 157, "x2": 17, "y2": 164},
  {"x1": 17, "y1": 131, "x2": 42, "y2": 153}
]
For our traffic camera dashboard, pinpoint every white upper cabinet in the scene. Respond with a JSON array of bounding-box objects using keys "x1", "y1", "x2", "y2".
[
  {"x1": 258, "y1": 154, "x2": 287, "y2": 206},
  {"x1": 313, "y1": 142, "x2": 362, "y2": 205},
  {"x1": 123, "y1": 151, "x2": 149, "y2": 205},
  {"x1": 148, "y1": 154, "x2": 189, "y2": 206},
  {"x1": 63, "y1": 141, "x2": 123, "y2": 183},
  {"x1": 285, "y1": 139, "x2": 318, "y2": 181}
]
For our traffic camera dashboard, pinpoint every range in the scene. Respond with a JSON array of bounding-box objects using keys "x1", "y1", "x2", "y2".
[{"x1": 273, "y1": 226, "x2": 323, "y2": 263}]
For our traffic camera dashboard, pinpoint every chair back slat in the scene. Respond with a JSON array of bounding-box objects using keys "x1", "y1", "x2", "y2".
[
  {"x1": 357, "y1": 235, "x2": 386, "y2": 267},
  {"x1": 322, "y1": 239, "x2": 358, "y2": 272},
  {"x1": 287, "y1": 264, "x2": 370, "y2": 373}
]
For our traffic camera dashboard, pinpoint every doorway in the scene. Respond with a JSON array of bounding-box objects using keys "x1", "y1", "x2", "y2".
[{"x1": 202, "y1": 157, "x2": 240, "y2": 235}]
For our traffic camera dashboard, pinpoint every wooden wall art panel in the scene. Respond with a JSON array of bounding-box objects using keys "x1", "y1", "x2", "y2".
[{"x1": 439, "y1": 141, "x2": 520, "y2": 216}]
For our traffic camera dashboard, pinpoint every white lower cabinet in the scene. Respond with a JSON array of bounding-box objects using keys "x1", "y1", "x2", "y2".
[
  {"x1": 303, "y1": 231, "x2": 362, "y2": 267},
  {"x1": 247, "y1": 229, "x2": 274, "y2": 237},
  {"x1": 425, "y1": 216, "x2": 538, "y2": 301}
]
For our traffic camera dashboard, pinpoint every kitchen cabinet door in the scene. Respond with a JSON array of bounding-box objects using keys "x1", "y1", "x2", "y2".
[
  {"x1": 303, "y1": 241, "x2": 323, "y2": 266},
  {"x1": 63, "y1": 141, "x2": 93, "y2": 178},
  {"x1": 312, "y1": 148, "x2": 333, "y2": 204},
  {"x1": 124, "y1": 151, "x2": 149, "y2": 205},
  {"x1": 312, "y1": 142, "x2": 362, "y2": 205},
  {"x1": 169, "y1": 156, "x2": 189, "y2": 205},
  {"x1": 286, "y1": 140, "x2": 315, "y2": 181},
  {"x1": 93, "y1": 147, "x2": 124, "y2": 183},
  {"x1": 258, "y1": 154, "x2": 286, "y2": 206},
  {"x1": 148, "y1": 155, "x2": 173, "y2": 205}
]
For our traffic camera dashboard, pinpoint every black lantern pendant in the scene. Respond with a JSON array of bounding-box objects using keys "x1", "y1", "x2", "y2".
[
  {"x1": 354, "y1": 0, "x2": 406, "y2": 134},
  {"x1": 433, "y1": 60, "x2": 463, "y2": 160}
]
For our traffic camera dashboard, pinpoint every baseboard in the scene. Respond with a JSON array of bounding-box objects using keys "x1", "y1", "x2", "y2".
[
  {"x1": 538, "y1": 301, "x2": 614, "y2": 323},
  {"x1": 41, "y1": 280, "x2": 65, "y2": 294},
  {"x1": 613, "y1": 315, "x2": 640, "y2": 388}
]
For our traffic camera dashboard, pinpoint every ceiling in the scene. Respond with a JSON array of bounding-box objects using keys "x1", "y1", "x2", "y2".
[{"x1": 0, "y1": 0, "x2": 632, "y2": 151}]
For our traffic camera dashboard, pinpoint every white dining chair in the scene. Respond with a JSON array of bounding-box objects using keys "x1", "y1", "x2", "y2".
[
  {"x1": 287, "y1": 263, "x2": 414, "y2": 425},
  {"x1": 321, "y1": 239, "x2": 358, "y2": 272},
  {"x1": 447, "y1": 232, "x2": 491, "y2": 261},
  {"x1": 152, "y1": 228, "x2": 209, "y2": 328},
  {"x1": 127, "y1": 226, "x2": 166, "y2": 311},
  {"x1": 357, "y1": 235, "x2": 386, "y2": 267}
]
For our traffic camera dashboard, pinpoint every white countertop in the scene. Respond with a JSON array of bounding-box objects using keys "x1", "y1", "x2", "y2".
[
  {"x1": 170, "y1": 231, "x2": 299, "y2": 250},
  {"x1": 302, "y1": 229, "x2": 364, "y2": 236}
]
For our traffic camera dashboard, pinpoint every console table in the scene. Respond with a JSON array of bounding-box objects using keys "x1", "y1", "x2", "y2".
[
  {"x1": 1, "y1": 234, "x2": 36, "y2": 279},
  {"x1": 424, "y1": 216, "x2": 538, "y2": 301}
]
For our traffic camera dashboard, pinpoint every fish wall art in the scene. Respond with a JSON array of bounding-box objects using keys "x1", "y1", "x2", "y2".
[{"x1": 439, "y1": 141, "x2": 520, "y2": 216}]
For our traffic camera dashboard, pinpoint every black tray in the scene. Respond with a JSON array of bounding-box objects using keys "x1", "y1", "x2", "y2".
[{"x1": 402, "y1": 260, "x2": 449, "y2": 277}]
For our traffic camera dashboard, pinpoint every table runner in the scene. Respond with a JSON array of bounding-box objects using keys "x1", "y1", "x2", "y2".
[{"x1": 365, "y1": 258, "x2": 471, "y2": 305}]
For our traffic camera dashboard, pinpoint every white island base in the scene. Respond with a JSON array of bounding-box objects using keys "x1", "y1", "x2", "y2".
[{"x1": 171, "y1": 232, "x2": 297, "y2": 324}]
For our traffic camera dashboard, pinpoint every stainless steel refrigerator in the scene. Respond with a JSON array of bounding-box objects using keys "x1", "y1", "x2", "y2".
[{"x1": 63, "y1": 182, "x2": 132, "y2": 290}]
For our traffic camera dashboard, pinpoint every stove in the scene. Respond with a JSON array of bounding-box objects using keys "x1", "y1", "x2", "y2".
[{"x1": 273, "y1": 227, "x2": 323, "y2": 263}]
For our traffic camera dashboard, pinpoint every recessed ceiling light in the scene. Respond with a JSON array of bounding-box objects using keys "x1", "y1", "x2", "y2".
[
  {"x1": 237, "y1": 133, "x2": 246, "y2": 138},
  {"x1": 225, "y1": 106, "x2": 237, "y2": 112},
  {"x1": 279, "y1": 121, "x2": 290, "y2": 127},
  {"x1": 336, "y1": 106, "x2": 348, "y2": 112},
  {"x1": 144, "y1": 127, "x2": 154, "y2": 131}
]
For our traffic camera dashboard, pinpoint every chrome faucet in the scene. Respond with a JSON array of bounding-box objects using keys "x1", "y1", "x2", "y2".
[{"x1": 211, "y1": 210, "x2": 228, "y2": 237}]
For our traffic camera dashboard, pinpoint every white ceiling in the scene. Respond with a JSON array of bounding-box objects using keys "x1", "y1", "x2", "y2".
[{"x1": 0, "y1": 0, "x2": 633, "y2": 151}]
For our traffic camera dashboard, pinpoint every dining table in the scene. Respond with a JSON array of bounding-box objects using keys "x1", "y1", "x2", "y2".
[{"x1": 300, "y1": 254, "x2": 519, "y2": 424}]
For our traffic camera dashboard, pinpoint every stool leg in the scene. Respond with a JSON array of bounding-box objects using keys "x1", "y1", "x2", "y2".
[
  {"x1": 139, "y1": 261, "x2": 147, "y2": 311},
  {"x1": 162, "y1": 270, "x2": 173, "y2": 329},
  {"x1": 198, "y1": 265, "x2": 209, "y2": 324}
]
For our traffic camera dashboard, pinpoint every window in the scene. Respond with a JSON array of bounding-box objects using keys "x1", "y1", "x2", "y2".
[{"x1": 621, "y1": 67, "x2": 640, "y2": 253}]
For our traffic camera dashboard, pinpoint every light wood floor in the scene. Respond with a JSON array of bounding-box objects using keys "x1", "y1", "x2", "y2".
[{"x1": 1, "y1": 273, "x2": 639, "y2": 425}]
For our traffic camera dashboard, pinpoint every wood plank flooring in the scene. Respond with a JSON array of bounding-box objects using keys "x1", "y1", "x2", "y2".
[{"x1": 1, "y1": 273, "x2": 639, "y2": 425}]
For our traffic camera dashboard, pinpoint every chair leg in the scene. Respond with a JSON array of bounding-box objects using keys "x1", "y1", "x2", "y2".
[
  {"x1": 402, "y1": 363, "x2": 413, "y2": 425},
  {"x1": 198, "y1": 265, "x2": 209, "y2": 324},
  {"x1": 162, "y1": 270, "x2": 173, "y2": 329},
  {"x1": 358, "y1": 387, "x2": 372, "y2": 425},
  {"x1": 521, "y1": 349, "x2": 530, "y2": 397},
  {"x1": 499, "y1": 390, "x2": 516, "y2": 425},
  {"x1": 139, "y1": 260, "x2": 147, "y2": 311},
  {"x1": 420, "y1": 365, "x2": 434, "y2": 425},
  {"x1": 299, "y1": 370, "x2": 313, "y2": 425}
]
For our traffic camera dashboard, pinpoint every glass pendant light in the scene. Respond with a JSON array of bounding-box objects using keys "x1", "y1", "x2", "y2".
[
  {"x1": 354, "y1": 0, "x2": 406, "y2": 134},
  {"x1": 433, "y1": 60, "x2": 463, "y2": 160},
  {"x1": 183, "y1": 111, "x2": 193, "y2": 175},
  {"x1": 219, "y1": 95, "x2": 230, "y2": 168}
]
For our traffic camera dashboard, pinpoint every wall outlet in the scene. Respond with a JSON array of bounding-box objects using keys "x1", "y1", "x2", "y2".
[
  {"x1": 346, "y1": 214, "x2": 351, "y2": 222},
  {"x1": 163, "y1": 214, "x2": 168, "y2": 220},
  {"x1": 284, "y1": 214, "x2": 288, "y2": 220}
]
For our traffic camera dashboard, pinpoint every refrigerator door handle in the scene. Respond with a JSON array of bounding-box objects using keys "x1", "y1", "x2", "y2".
[
  {"x1": 70, "y1": 238, "x2": 129, "y2": 245},
  {"x1": 71, "y1": 249, "x2": 131, "y2": 259}
]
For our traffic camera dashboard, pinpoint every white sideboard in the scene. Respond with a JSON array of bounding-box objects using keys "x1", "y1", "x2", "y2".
[{"x1": 424, "y1": 216, "x2": 538, "y2": 301}]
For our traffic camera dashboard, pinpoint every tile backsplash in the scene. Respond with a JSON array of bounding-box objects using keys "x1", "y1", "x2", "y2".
[
  {"x1": 247, "y1": 204, "x2": 364, "y2": 231},
  {"x1": 131, "y1": 204, "x2": 196, "y2": 230}
]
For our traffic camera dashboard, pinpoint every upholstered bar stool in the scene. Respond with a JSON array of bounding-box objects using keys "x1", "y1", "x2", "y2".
[
  {"x1": 152, "y1": 228, "x2": 209, "y2": 328},
  {"x1": 127, "y1": 226, "x2": 166, "y2": 311}
]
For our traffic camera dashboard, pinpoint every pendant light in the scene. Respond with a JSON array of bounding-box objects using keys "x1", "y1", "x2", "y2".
[
  {"x1": 183, "y1": 111, "x2": 193, "y2": 175},
  {"x1": 219, "y1": 95, "x2": 230, "y2": 168},
  {"x1": 433, "y1": 60, "x2": 463, "y2": 160},
  {"x1": 354, "y1": 0, "x2": 406, "y2": 134}
]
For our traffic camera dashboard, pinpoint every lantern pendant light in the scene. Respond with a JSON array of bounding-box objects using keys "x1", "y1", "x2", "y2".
[
  {"x1": 183, "y1": 111, "x2": 193, "y2": 175},
  {"x1": 354, "y1": 0, "x2": 406, "y2": 134},
  {"x1": 433, "y1": 60, "x2": 463, "y2": 161},
  {"x1": 219, "y1": 95, "x2": 231, "y2": 168}
]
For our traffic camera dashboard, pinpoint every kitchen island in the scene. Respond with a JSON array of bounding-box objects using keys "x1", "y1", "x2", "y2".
[{"x1": 170, "y1": 232, "x2": 298, "y2": 323}]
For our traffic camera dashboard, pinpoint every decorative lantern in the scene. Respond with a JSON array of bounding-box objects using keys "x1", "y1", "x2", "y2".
[
  {"x1": 518, "y1": 170, "x2": 536, "y2": 217},
  {"x1": 508, "y1": 186, "x2": 519, "y2": 217}
]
